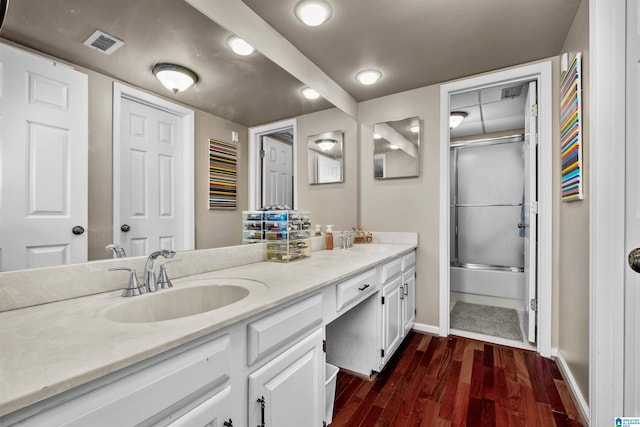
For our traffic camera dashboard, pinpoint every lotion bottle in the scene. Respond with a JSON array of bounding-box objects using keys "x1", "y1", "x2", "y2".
[{"x1": 326, "y1": 225, "x2": 334, "y2": 250}]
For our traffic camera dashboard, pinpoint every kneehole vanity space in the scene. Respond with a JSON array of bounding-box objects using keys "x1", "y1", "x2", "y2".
[{"x1": 0, "y1": 233, "x2": 417, "y2": 427}]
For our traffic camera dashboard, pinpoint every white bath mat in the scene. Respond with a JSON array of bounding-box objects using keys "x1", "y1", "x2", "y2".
[{"x1": 450, "y1": 302, "x2": 523, "y2": 341}]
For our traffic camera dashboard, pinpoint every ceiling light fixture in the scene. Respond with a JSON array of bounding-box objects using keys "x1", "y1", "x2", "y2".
[
  {"x1": 227, "y1": 35, "x2": 255, "y2": 56},
  {"x1": 294, "y1": 0, "x2": 333, "y2": 26},
  {"x1": 389, "y1": 144, "x2": 400, "y2": 150},
  {"x1": 301, "y1": 87, "x2": 320, "y2": 100},
  {"x1": 410, "y1": 125, "x2": 420, "y2": 133},
  {"x1": 356, "y1": 69, "x2": 382, "y2": 85},
  {"x1": 373, "y1": 132, "x2": 382, "y2": 139},
  {"x1": 152, "y1": 63, "x2": 198, "y2": 94},
  {"x1": 450, "y1": 111, "x2": 468, "y2": 129},
  {"x1": 315, "y1": 138, "x2": 337, "y2": 151}
]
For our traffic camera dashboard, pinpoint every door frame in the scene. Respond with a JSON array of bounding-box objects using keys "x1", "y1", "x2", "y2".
[
  {"x1": 438, "y1": 61, "x2": 553, "y2": 357},
  {"x1": 588, "y1": 0, "x2": 626, "y2": 423},
  {"x1": 112, "y1": 82, "x2": 195, "y2": 251},
  {"x1": 248, "y1": 118, "x2": 298, "y2": 210}
]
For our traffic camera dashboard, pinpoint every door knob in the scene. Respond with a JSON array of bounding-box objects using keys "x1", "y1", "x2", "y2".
[
  {"x1": 121, "y1": 224, "x2": 131, "y2": 232},
  {"x1": 72, "y1": 225, "x2": 85, "y2": 235},
  {"x1": 629, "y1": 248, "x2": 640, "y2": 273},
  {"x1": 518, "y1": 223, "x2": 528, "y2": 229}
]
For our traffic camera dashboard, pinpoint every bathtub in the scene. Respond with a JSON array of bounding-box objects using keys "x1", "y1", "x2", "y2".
[{"x1": 450, "y1": 265, "x2": 524, "y2": 300}]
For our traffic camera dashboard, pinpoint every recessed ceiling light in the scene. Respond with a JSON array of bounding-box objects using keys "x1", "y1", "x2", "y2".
[
  {"x1": 356, "y1": 69, "x2": 382, "y2": 85},
  {"x1": 227, "y1": 35, "x2": 255, "y2": 56},
  {"x1": 294, "y1": 0, "x2": 333, "y2": 26},
  {"x1": 301, "y1": 87, "x2": 320, "y2": 100},
  {"x1": 450, "y1": 111, "x2": 468, "y2": 129}
]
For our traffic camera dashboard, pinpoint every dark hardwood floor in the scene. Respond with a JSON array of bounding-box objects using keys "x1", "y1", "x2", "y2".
[{"x1": 330, "y1": 331, "x2": 584, "y2": 427}]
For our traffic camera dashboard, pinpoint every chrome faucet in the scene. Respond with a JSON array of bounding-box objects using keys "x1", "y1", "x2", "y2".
[
  {"x1": 143, "y1": 249, "x2": 176, "y2": 292},
  {"x1": 342, "y1": 231, "x2": 355, "y2": 249},
  {"x1": 105, "y1": 244, "x2": 127, "y2": 259}
]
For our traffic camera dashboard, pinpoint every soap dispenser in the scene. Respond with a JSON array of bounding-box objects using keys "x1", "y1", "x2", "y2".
[{"x1": 326, "y1": 225, "x2": 334, "y2": 250}]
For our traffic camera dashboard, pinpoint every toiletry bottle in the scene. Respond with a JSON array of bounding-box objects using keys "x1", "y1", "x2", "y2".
[
  {"x1": 326, "y1": 225, "x2": 334, "y2": 250},
  {"x1": 314, "y1": 224, "x2": 322, "y2": 236}
]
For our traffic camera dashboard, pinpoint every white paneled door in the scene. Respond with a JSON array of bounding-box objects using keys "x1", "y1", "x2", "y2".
[
  {"x1": 117, "y1": 97, "x2": 184, "y2": 257},
  {"x1": 524, "y1": 80, "x2": 538, "y2": 344},
  {"x1": 626, "y1": 0, "x2": 640, "y2": 414},
  {"x1": 0, "y1": 42, "x2": 88, "y2": 271},
  {"x1": 261, "y1": 135, "x2": 292, "y2": 207}
]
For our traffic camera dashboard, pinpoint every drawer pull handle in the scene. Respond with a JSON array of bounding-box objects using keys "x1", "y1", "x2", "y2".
[
  {"x1": 257, "y1": 396, "x2": 266, "y2": 427},
  {"x1": 404, "y1": 283, "x2": 409, "y2": 296},
  {"x1": 224, "y1": 420, "x2": 233, "y2": 427},
  {"x1": 358, "y1": 284, "x2": 370, "y2": 291}
]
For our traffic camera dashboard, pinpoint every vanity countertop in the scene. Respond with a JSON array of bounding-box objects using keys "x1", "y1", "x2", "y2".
[{"x1": 0, "y1": 243, "x2": 416, "y2": 417}]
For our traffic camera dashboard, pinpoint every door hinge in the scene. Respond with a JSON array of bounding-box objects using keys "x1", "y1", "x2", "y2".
[
  {"x1": 323, "y1": 339, "x2": 327, "y2": 353},
  {"x1": 530, "y1": 298, "x2": 538, "y2": 312},
  {"x1": 381, "y1": 296, "x2": 385, "y2": 305},
  {"x1": 259, "y1": 149, "x2": 265, "y2": 158},
  {"x1": 531, "y1": 201, "x2": 539, "y2": 215},
  {"x1": 531, "y1": 104, "x2": 538, "y2": 116},
  {"x1": 381, "y1": 349, "x2": 385, "y2": 358}
]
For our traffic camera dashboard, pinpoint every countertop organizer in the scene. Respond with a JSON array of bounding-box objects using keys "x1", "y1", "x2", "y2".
[{"x1": 242, "y1": 210, "x2": 312, "y2": 262}]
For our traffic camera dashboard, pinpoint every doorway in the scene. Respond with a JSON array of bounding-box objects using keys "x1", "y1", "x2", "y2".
[
  {"x1": 112, "y1": 83, "x2": 195, "y2": 257},
  {"x1": 439, "y1": 62, "x2": 553, "y2": 357},
  {"x1": 248, "y1": 119, "x2": 298, "y2": 210},
  {"x1": 448, "y1": 80, "x2": 537, "y2": 350}
]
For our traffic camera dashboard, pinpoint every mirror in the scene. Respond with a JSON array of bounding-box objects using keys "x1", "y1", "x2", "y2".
[
  {"x1": 307, "y1": 131, "x2": 344, "y2": 184},
  {"x1": 0, "y1": 1, "x2": 336, "y2": 271},
  {"x1": 373, "y1": 117, "x2": 421, "y2": 179}
]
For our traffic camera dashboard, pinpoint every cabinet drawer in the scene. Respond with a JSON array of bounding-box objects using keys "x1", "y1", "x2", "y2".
[
  {"x1": 402, "y1": 251, "x2": 416, "y2": 270},
  {"x1": 247, "y1": 293, "x2": 323, "y2": 365},
  {"x1": 381, "y1": 257, "x2": 402, "y2": 282},
  {"x1": 336, "y1": 268, "x2": 379, "y2": 312},
  {"x1": 23, "y1": 334, "x2": 231, "y2": 427}
]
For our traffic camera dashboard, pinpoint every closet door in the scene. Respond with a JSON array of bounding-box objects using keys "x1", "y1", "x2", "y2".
[{"x1": 0, "y1": 42, "x2": 88, "y2": 271}]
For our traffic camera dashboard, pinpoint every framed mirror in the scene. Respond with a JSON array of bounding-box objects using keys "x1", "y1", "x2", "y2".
[
  {"x1": 373, "y1": 117, "x2": 421, "y2": 179},
  {"x1": 307, "y1": 130, "x2": 344, "y2": 184}
]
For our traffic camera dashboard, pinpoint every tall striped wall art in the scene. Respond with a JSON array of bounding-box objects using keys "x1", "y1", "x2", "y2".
[
  {"x1": 560, "y1": 52, "x2": 583, "y2": 202},
  {"x1": 209, "y1": 138, "x2": 237, "y2": 209}
]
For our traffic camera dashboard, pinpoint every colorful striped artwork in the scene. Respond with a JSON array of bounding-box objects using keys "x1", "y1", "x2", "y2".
[
  {"x1": 209, "y1": 138, "x2": 237, "y2": 209},
  {"x1": 560, "y1": 53, "x2": 583, "y2": 202}
]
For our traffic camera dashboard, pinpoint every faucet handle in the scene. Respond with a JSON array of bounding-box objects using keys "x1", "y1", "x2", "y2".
[
  {"x1": 158, "y1": 259, "x2": 179, "y2": 289},
  {"x1": 109, "y1": 267, "x2": 143, "y2": 297}
]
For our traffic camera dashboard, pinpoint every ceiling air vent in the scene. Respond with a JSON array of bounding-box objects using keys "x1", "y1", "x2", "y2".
[
  {"x1": 83, "y1": 30, "x2": 124, "y2": 55},
  {"x1": 501, "y1": 85, "x2": 523, "y2": 99}
]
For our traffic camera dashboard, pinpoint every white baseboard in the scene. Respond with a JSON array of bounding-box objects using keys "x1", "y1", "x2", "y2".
[
  {"x1": 551, "y1": 348, "x2": 590, "y2": 425},
  {"x1": 412, "y1": 322, "x2": 439, "y2": 335}
]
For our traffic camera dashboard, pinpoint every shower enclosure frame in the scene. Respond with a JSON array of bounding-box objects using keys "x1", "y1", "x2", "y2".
[{"x1": 438, "y1": 61, "x2": 553, "y2": 357}]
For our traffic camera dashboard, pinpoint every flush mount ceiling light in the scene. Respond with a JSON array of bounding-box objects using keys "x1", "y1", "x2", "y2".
[
  {"x1": 301, "y1": 87, "x2": 320, "y2": 100},
  {"x1": 227, "y1": 35, "x2": 255, "y2": 56},
  {"x1": 410, "y1": 124, "x2": 420, "y2": 133},
  {"x1": 356, "y1": 69, "x2": 382, "y2": 85},
  {"x1": 450, "y1": 111, "x2": 468, "y2": 129},
  {"x1": 152, "y1": 63, "x2": 198, "y2": 94},
  {"x1": 315, "y1": 138, "x2": 337, "y2": 151},
  {"x1": 294, "y1": 0, "x2": 333, "y2": 26},
  {"x1": 373, "y1": 132, "x2": 382, "y2": 139},
  {"x1": 389, "y1": 144, "x2": 400, "y2": 150}
]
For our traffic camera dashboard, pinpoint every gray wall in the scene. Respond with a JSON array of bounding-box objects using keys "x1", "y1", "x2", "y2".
[{"x1": 557, "y1": 0, "x2": 590, "y2": 403}]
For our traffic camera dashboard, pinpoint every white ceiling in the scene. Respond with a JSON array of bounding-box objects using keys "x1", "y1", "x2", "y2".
[
  {"x1": 450, "y1": 81, "x2": 530, "y2": 139},
  {"x1": 0, "y1": 0, "x2": 580, "y2": 127}
]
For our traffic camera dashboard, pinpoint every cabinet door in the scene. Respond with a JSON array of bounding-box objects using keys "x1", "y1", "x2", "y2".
[
  {"x1": 382, "y1": 276, "x2": 403, "y2": 367},
  {"x1": 402, "y1": 266, "x2": 416, "y2": 336},
  {"x1": 248, "y1": 328, "x2": 324, "y2": 427},
  {"x1": 166, "y1": 386, "x2": 231, "y2": 427}
]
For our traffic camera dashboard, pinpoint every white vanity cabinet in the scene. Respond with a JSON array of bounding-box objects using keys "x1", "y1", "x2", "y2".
[
  {"x1": 4, "y1": 333, "x2": 234, "y2": 427},
  {"x1": 248, "y1": 328, "x2": 325, "y2": 427},
  {"x1": 381, "y1": 275, "x2": 403, "y2": 367},
  {"x1": 401, "y1": 251, "x2": 417, "y2": 337}
]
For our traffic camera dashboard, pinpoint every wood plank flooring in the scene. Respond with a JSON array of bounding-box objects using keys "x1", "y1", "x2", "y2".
[{"x1": 329, "y1": 331, "x2": 584, "y2": 427}]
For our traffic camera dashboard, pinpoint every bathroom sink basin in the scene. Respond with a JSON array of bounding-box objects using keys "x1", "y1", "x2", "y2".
[{"x1": 104, "y1": 284, "x2": 251, "y2": 323}]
